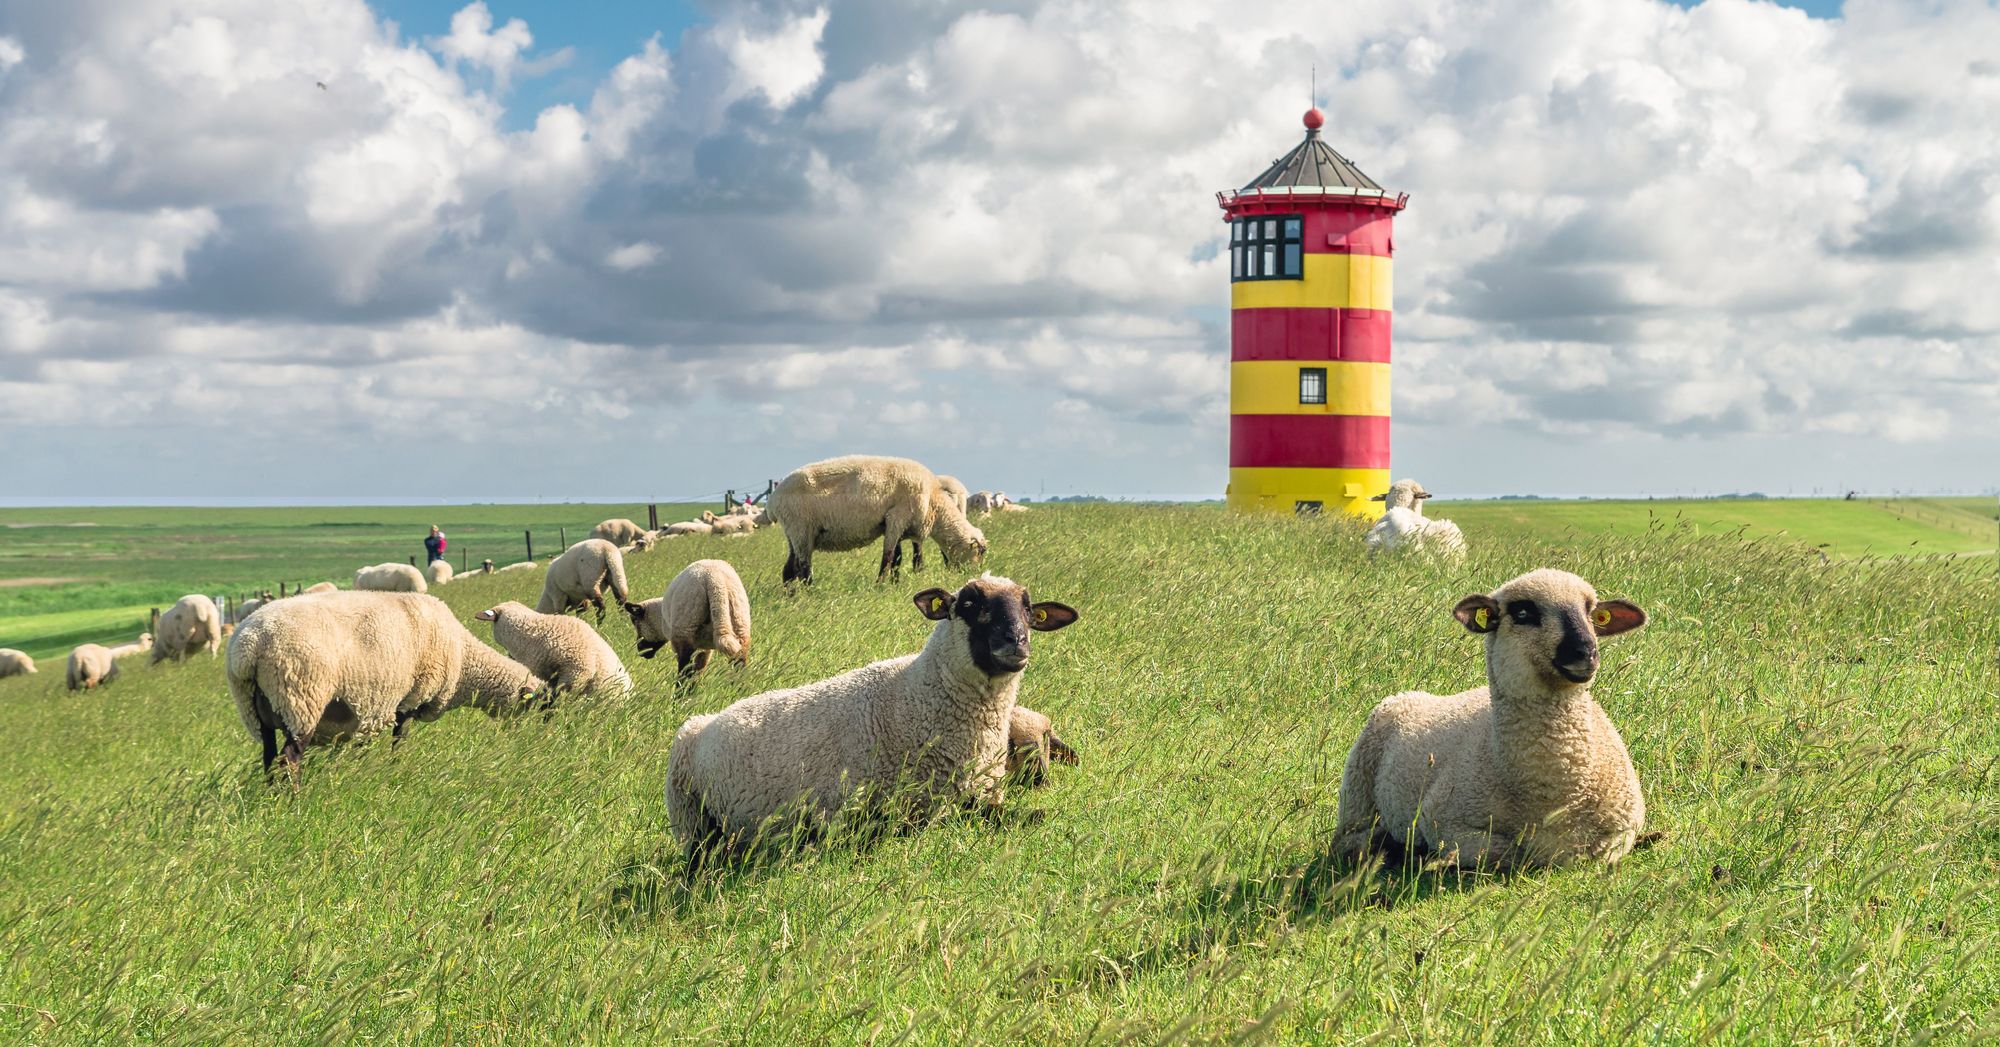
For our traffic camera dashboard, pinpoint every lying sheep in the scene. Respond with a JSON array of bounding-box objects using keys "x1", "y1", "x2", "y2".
[
  {"x1": 769, "y1": 455, "x2": 987, "y2": 584},
  {"x1": 536, "y1": 539, "x2": 631, "y2": 623},
  {"x1": 666, "y1": 573, "x2": 1077, "y2": 866},
  {"x1": 937, "y1": 475, "x2": 969, "y2": 515},
  {"x1": 475, "y1": 601, "x2": 632, "y2": 697},
  {"x1": 702, "y1": 510, "x2": 758, "y2": 537},
  {"x1": 590, "y1": 518, "x2": 651, "y2": 547},
  {"x1": 661, "y1": 520, "x2": 714, "y2": 537},
  {"x1": 623, "y1": 559, "x2": 751, "y2": 678},
  {"x1": 1366, "y1": 479, "x2": 1467, "y2": 561},
  {"x1": 1006, "y1": 704, "x2": 1078, "y2": 786},
  {"x1": 427, "y1": 560, "x2": 454, "y2": 586},
  {"x1": 0, "y1": 648, "x2": 35, "y2": 679},
  {"x1": 303, "y1": 582, "x2": 338, "y2": 594},
  {"x1": 1334, "y1": 568, "x2": 1648, "y2": 871},
  {"x1": 356, "y1": 562, "x2": 428, "y2": 593},
  {"x1": 67, "y1": 633, "x2": 149, "y2": 691},
  {"x1": 153, "y1": 594, "x2": 222, "y2": 663},
  {"x1": 228, "y1": 590, "x2": 544, "y2": 771},
  {"x1": 498, "y1": 560, "x2": 538, "y2": 572}
]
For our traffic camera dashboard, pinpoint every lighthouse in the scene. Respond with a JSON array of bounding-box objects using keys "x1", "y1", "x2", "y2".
[{"x1": 1220, "y1": 108, "x2": 1407, "y2": 517}]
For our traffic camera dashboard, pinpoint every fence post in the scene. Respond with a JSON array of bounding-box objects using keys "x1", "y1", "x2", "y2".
[
  {"x1": 560, "y1": 527, "x2": 567, "y2": 549},
  {"x1": 524, "y1": 530, "x2": 533, "y2": 562},
  {"x1": 149, "y1": 607, "x2": 159, "y2": 635},
  {"x1": 224, "y1": 597, "x2": 233, "y2": 625},
  {"x1": 648, "y1": 504, "x2": 659, "y2": 531},
  {"x1": 724, "y1": 489, "x2": 735, "y2": 511},
  {"x1": 462, "y1": 549, "x2": 468, "y2": 574},
  {"x1": 408, "y1": 555, "x2": 417, "y2": 568}
]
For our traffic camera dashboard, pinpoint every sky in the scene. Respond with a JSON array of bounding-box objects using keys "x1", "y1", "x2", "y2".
[{"x1": 0, "y1": 0, "x2": 1993, "y2": 504}]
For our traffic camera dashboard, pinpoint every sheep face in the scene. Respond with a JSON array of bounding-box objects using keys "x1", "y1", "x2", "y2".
[
  {"x1": 1454, "y1": 569, "x2": 1645, "y2": 690},
  {"x1": 913, "y1": 574, "x2": 1077, "y2": 677},
  {"x1": 622, "y1": 599, "x2": 667, "y2": 659},
  {"x1": 1370, "y1": 479, "x2": 1433, "y2": 513}
]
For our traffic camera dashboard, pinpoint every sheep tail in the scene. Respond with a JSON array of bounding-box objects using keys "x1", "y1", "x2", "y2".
[{"x1": 711, "y1": 581, "x2": 749, "y2": 663}]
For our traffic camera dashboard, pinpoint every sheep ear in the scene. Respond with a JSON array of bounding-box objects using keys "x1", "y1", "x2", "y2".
[
  {"x1": 1453, "y1": 595, "x2": 1499, "y2": 634},
  {"x1": 1591, "y1": 600, "x2": 1646, "y2": 637},
  {"x1": 1028, "y1": 602, "x2": 1078, "y2": 631},
  {"x1": 1369, "y1": 493, "x2": 1387, "y2": 501},
  {"x1": 622, "y1": 601, "x2": 646, "y2": 619},
  {"x1": 913, "y1": 588, "x2": 954, "y2": 621}
]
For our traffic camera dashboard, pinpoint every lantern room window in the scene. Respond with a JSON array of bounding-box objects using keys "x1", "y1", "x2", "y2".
[
  {"x1": 1299, "y1": 367, "x2": 1327, "y2": 404},
  {"x1": 1231, "y1": 214, "x2": 1304, "y2": 281}
]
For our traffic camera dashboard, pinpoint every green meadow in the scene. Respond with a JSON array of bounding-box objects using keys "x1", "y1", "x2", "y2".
[{"x1": 0, "y1": 500, "x2": 1995, "y2": 1042}]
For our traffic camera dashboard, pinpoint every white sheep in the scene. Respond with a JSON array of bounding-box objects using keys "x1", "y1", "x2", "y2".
[
  {"x1": 937, "y1": 475, "x2": 970, "y2": 515},
  {"x1": 661, "y1": 520, "x2": 714, "y2": 537},
  {"x1": 356, "y1": 562, "x2": 428, "y2": 593},
  {"x1": 622, "y1": 558, "x2": 751, "y2": 678},
  {"x1": 1005, "y1": 704, "x2": 1078, "y2": 786},
  {"x1": 1334, "y1": 568, "x2": 1649, "y2": 871},
  {"x1": 590, "y1": 518, "x2": 651, "y2": 547},
  {"x1": 701, "y1": 510, "x2": 760, "y2": 537},
  {"x1": 303, "y1": 582, "x2": 339, "y2": 594},
  {"x1": 474, "y1": 600, "x2": 632, "y2": 698},
  {"x1": 1365, "y1": 479, "x2": 1467, "y2": 561},
  {"x1": 228, "y1": 590, "x2": 544, "y2": 772},
  {"x1": 498, "y1": 561, "x2": 538, "y2": 573},
  {"x1": 0, "y1": 649, "x2": 38, "y2": 679},
  {"x1": 426, "y1": 560, "x2": 454, "y2": 586},
  {"x1": 536, "y1": 539, "x2": 631, "y2": 623},
  {"x1": 66, "y1": 632, "x2": 150, "y2": 691},
  {"x1": 665, "y1": 573, "x2": 1077, "y2": 867},
  {"x1": 152, "y1": 594, "x2": 223, "y2": 663},
  {"x1": 768, "y1": 455, "x2": 987, "y2": 585}
]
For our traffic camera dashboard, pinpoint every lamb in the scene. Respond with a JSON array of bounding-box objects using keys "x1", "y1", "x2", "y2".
[
  {"x1": 768, "y1": 455, "x2": 988, "y2": 584},
  {"x1": 590, "y1": 518, "x2": 651, "y2": 547},
  {"x1": 67, "y1": 632, "x2": 150, "y2": 691},
  {"x1": 665, "y1": 573, "x2": 1077, "y2": 866},
  {"x1": 1334, "y1": 568, "x2": 1649, "y2": 871},
  {"x1": 1006, "y1": 704, "x2": 1078, "y2": 786},
  {"x1": 622, "y1": 559, "x2": 751, "y2": 678},
  {"x1": 0, "y1": 649, "x2": 37, "y2": 678},
  {"x1": 1365, "y1": 479, "x2": 1467, "y2": 561},
  {"x1": 498, "y1": 560, "x2": 538, "y2": 572},
  {"x1": 228, "y1": 590, "x2": 544, "y2": 771},
  {"x1": 474, "y1": 601, "x2": 632, "y2": 697},
  {"x1": 303, "y1": 582, "x2": 339, "y2": 594},
  {"x1": 152, "y1": 594, "x2": 223, "y2": 663},
  {"x1": 966, "y1": 491, "x2": 994, "y2": 515},
  {"x1": 937, "y1": 475, "x2": 970, "y2": 515},
  {"x1": 426, "y1": 560, "x2": 454, "y2": 586},
  {"x1": 356, "y1": 562, "x2": 428, "y2": 593},
  {"x1": 535, "y1": 538, "x2": 630, "y2": 623}
]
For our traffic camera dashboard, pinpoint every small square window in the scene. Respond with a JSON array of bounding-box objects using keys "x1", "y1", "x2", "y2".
[
  {"x1": 1284, "y1": 218, "x2": 1302, "y2": 238},
  {"x1": 1299, "y1": 367, "x2": 1327, "y2": 405},
  {"x1": 1263, "y1": 219, "x2": 1277, "y2": 239}
]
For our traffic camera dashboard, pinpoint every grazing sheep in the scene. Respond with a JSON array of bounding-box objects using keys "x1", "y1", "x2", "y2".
[
  {"x1": 0, "y1": 649, "x2": 37, "y2": 678},
  {"x1": 474, "y1": 601, "x2": 632, "y2": 697},
  {"x1": 303, "y1": 582, "x2": 338, "y2": 594},
  {"x1": 67, "y1": 633, "x2": 147, "y2": 691},
  {"x1": 1006, "y1": 704, "x2": 1078, "y2": 786},
  {"x1": 536, "y1": 539, "x2": 631, "y2": 623},
  {"x1": 590, "y1": 518, "x2": 651, "y2": 547},
  {"x1": 153, "y1": 594, "x2": 223, "y2": 663},
  {"x1": 769, "y1": 455, "x2": 988, "y2": 585},
  {"x1": 498, "y1": 561, "x2": 538, "y2": 573},
  {"x1": 355, "y1": 562, "x2": 428, "y2": 593},
  {"x1": 1334, "y1": 569, "x2": 1649, "y2": 871},
  {"x1": 937, "y1": 475, "x2": 970, "y2": 515},
  {"x1": 1365, "y1": 479, "x2": 1467, "y2": 561},
  {"x1": 623, "y1": 559, "x2": 751, "y2": 678},
  {"x1": 426, "y1": 560, "x2": 454, "y2": 586},
  {"x1": 665, "y1": 573, "x2": 1077, "y2": 866},
  {"x1": 966, "y1": 491, "x2": 994, "y2": 515},
  {"x1": 228, "y1": 590, "x2": 544, "y2": 772}
]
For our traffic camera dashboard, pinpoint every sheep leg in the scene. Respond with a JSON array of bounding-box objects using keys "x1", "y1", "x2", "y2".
[
  {"x1": 392, "y1": 709, "x2": 415, "y2": 742},
  {"x1": 690, "y1": 650, "x2": 713, "y2": 674},
  {"x1": 673, "y1": 642, "x2": 695, "y2": 678},
  {"x1": 591, "y1": 595, "x2": 607, "y2": 626},
  {"x1": 877, "y1": 534, "x2": 899, "y2": 582},
  {"x1": 909, "y1": 536, "x2": 925, "y2": 573}
]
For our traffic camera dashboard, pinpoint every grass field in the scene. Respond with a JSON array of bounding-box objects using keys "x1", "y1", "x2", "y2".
[{"x1": 0, "y1": 502, "x2": 1995, "y2": 1042}]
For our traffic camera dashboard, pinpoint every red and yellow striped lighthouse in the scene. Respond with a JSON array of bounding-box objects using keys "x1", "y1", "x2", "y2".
[{"x1": 1220, "y1": 108, "x2": 1407, "y2": 517}]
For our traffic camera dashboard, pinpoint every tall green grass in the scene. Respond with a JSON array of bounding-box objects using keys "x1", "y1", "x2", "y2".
[{"x1": 0, "y1": 506, "x2": 1995, "y2": 1043}]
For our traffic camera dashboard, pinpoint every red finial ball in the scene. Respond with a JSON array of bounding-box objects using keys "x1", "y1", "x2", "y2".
[{"x1": 1303, "y1": 107, "x2": 1325, "y2": 130}]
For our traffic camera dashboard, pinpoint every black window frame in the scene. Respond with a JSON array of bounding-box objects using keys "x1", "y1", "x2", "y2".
[
  {"x1": 1231, "y1": 213, "x2": 1305, "y2": 282},
  {"x1": 1298, "y1": 366, "x2": 1328, "y2": 405}
]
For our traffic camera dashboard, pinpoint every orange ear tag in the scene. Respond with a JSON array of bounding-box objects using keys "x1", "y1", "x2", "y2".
[
  {"x1": 1593, "y1": 608, "x2": 1612, "y2": 627},
  {"x1": 1474, "y1": 608, "x2": 1490, "y2": 630}
]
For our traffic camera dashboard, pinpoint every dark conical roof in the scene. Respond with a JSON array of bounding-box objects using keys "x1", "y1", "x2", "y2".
[{"x1": 1241, "y1": 127, "x2": 1384, "y2": 192}]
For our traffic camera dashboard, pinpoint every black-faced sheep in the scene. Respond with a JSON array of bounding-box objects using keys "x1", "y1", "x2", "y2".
[
  {"x1": 535, "y1": 539, "x2": 631, "y2": 624},
  {"x1": 152, "y1": 594, "x2": 222, "y2": 663},
  {"x1": 622, "y1": 558, "x2": 751, "y2": 679},
  {"x1": 474, "y1": 601, "x2": 632, "y2": 698},
  {"x1": 769, "y1": 455, "x2": 987, "y2": 585}
]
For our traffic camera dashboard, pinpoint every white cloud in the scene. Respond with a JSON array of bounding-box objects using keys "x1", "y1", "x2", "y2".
[
  {"x1": 430, "y1": 2, "x2": 533, "y2": 90},
  {"x1": 0, "y1": 35, "x2": 22, "y2": 75},
  {"x1": 604, "y1": 241, "x2": 662, "y2": 270},
  {"x1": 715, "y1": 7, "x2": 829, "y2": 108}
]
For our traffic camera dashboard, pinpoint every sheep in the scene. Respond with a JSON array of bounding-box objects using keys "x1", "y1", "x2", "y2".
[
  {"x1": 474, "y1": 601, "x2": 632, "y2": 698},
  {"x1": 1365, "y1": 479, "x2": 1467, "y2": 561},
  {"x1": 0, "y1": 649, "x2": 37, "y2": 679},
  {"x1": 769, "y1": 455, "x2": 988, "y2": 585},
  {"x1": 1006, "y1": 704, "x2": 1078, "y2": 786},
  {"x1": 228, "y1": 590, "x2": 544, "y2": 772},
  {"x1": 426, "y1": 560, "x2": 454, "y2": 586},
  {"x1": 937, "y1": 475, "x2": 970, "y2": 515},
  {"x1": 153, "y1": 594, "x2": 223, "y2": 663},
  {"x1": 702, "y1": 510, "x2": 758, "y2": 537},
  {"x1": 622, "y1": 559, "x2": 751, "y2": 679},
  {"x1": 461, "y1": 560, "x2": 496, "y2": 576},
  {"x1": 665, "y1": 573, "x2": 1077, "y2": 867},
  {"x1": 536, "y1": 538, "x2": 631, "y2": 624},
  {"x1": 356, "y1": 562, "x2": 428, "y2": 593},
  {"x1": 661, "y1": 520, "x2": 714, "y2": 537},
  {"x1": 498, "y1": 561, "x2": 538, "y2": 573},
  {"x1": 67, "y1": 633, "x2": 149, "y2": 691},
  {"x1": 966, "y1": 491, "x2": 994, "y2": 515},
  {"x1": 303, "y1": 582, "x2": 338, "y2": 594},
  {"x1": 1333, "y1": 568, "x2": 1649, "y2": 871},
  {"x1": 590, "y1": 518, "x2": 651, "y2": 547}
]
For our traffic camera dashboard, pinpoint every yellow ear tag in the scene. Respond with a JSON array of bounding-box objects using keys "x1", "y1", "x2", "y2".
[
  {"x1": 1474, "y1": 607, "x2": 1490, "y2": 630},
  {"x1": 930, "y1": 598, "x2": 944, "y2": 613},
  {"x1": 1034, "y1": 608, "x2": 1048, "y2": 623},
  {"x1": 1593, "y1": 608, "x2": 1612, "y2": 627}
]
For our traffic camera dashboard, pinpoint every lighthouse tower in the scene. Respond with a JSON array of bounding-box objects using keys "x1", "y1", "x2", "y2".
[{"x1": 1219, "y1": 108, "x2": 1407, "y2": 517}]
